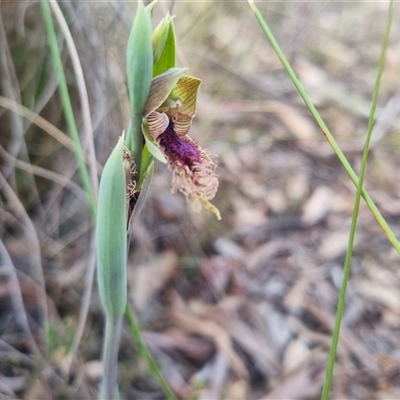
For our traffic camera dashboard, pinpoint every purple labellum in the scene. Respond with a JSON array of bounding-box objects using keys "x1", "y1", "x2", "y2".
[{"x1": 158, "y1": 121, "x2": 202, "y2": 166}]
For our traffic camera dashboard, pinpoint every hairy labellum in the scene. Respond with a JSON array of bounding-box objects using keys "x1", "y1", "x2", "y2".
[
  {"x1": 158, "y1": 121, "x2": 202, "y2": 166},
  {"x1": 157, "y1": 121, "x2": 219, "y2": 217}
]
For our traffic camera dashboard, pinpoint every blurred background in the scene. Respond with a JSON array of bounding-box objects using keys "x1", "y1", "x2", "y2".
[{"x1": 1, "y1": 1, "x2": 400, "y2": 398}]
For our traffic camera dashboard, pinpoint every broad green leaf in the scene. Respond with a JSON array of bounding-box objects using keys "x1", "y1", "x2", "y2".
[
  {"x1": 126, "y1": 2, "x2": 153, "y2": 115},
  {"x1": 126, "y1": 1, "x2": 153, "y2": 177},
  {"x1": 96, "y1": 136, "x2": 127, "y2": 316}
]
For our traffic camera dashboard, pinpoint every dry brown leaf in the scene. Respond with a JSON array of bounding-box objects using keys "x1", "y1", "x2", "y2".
[
  {"x1": 213, "y1": 237, "x2": 245, "y2": 260},
  {"x1": 143, "y1": 331, "x2": 213, "y2": 361},
  {"x1": 128, "y1": 251, "x2": 178, "y2": 311},
  {"x1": 24, "y1": 379, "x2": 51, "y2": 400},
  {"x1": 228, "y1": 322, "x2": 280, "y2": 377},
  {"x1": 369, "y1": 192, "x2": 400, "y2": 216},
  {"x1": 302, "y1": 186, "x2": 335, "y2": 225},
  {"x1": 223, "y1": 379, "x2": 250, "y2": 400},
  {"x1": 357, "y1": 263, "x2": 400, "y2": 312},
  {"x1": 286, "y1": 172, "x2": 309, "y2": 204},
  {"x1": 240, "y1": 176, "x2": 268, "y2": 201},
  {"x1": 318, "y1": 230, "x2": 353, "y2": 260},
  {"x1": 220, "y1": 148, "x2": 242, "y2": 177},
  {"x1": 231, "y1": 195, "x2": 268, "y2": 228},
  {"x1": 261, "y1": 361, "x2": 324, "y2": 400},
  {"x1": 282, "y1": 339, "x2": 312, "y2": 375},
  {"x1": 357, "y1": 279, "x2": 400, "y2": 312},
  {"x1": 265, "y1": 100, "x2": 317, "y2": 141},
  {"x1": 246, "y1": 240, "x2": 294, "y2": 272},
  {"x1": 284, "y1": 278, "x2": 310, "y2": 312},
  {"x1": 265, "y1": 190, "x2": 289, "y2": 214},
  {"x1": 197, "y1": 353, "x2": 230, "y2": 400},
  {"x1": 203, "y1": 100, "x2": 317, "y2": 140},
  {"x1": 173, "y1": 311, "x2": 248, "y2": 379},
  {"x1": 84, "y1": 361, "x2": 103, "y2": 380}
]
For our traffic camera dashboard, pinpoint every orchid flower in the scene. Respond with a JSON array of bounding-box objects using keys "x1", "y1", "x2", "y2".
[{"x1": 142, "y1": 69, "x2": 221, "y2": 220}]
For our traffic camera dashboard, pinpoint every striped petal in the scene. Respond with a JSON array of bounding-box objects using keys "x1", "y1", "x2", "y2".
[
  {"x1": 143, "y1": 68, "x2": 185, "y2": 117},
  {"x1": 147, "y1": 111, "x2": 170, "y2": 138},
  {"x1": 142, "y1": 115, "x2": 168, "y2": 163},
  {"x1": 170, "y1": 75, "x2": 201, "y2": 119},
  {"x1": 171, "y1": 113, "x2": 192, "y2": 136}
]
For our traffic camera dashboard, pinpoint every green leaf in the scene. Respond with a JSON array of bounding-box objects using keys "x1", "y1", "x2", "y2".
[
  {"x1": 126, "y1": 1, "x2": 153, "y2": 115},
  {"x1": 96, "y1": 136, "x2": 127, "y2": 316},
  {"x1": 126, "y1": 1, "x2": 153, "y2": 179}
]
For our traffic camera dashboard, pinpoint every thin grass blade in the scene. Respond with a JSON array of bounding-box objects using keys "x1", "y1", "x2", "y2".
[
  {"x1": 247, "y1": 0, "x2": 400, "y2": 255},
  {"x1": 124, "y1": 305, "x2": 177, "y2": 400},
  {"x1": 322, "y1": 1, "x2": 396, "y2": 398},
  {"x1": 40, "y1": 0, "x2": 96, "y2": 218}
]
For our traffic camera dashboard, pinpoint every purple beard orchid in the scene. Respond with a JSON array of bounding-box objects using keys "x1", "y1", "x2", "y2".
[{"x1": 142, "y1": 69, "x2": 220, "y2": 220}]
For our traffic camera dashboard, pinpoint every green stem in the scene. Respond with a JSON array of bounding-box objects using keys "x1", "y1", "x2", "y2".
[
  {"x1": 99, "y1": 314, "x2": 123, "y2": 400},
  {"x1": 126, "y1": 114, "x2": 144, "y2": 181},
  {"x1": 124, "y1": 305, "x2": 177, "y2": 400},
  {"x1": 321, "y1": 1, "x2": 395, "y2": 398},
  {"x1": 247, "y1": 0, "x2": 400, "y2": 255},
  {"x1": 41, "y1": 3, "x2": 167, "y2": 397}
]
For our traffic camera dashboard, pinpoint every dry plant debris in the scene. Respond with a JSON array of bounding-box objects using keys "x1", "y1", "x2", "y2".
[{"x1": 1, "y1": 1, "x2": 400, "y2": 399}]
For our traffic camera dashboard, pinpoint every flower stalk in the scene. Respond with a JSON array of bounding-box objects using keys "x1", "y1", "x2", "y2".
[{"x1": 96, "y1": 2, "x2": 221, "y2": 398}]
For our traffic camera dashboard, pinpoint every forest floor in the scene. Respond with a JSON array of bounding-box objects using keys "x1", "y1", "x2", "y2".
[{"x1": 2, "y1": 1, "x2": 400, "y2": 399}]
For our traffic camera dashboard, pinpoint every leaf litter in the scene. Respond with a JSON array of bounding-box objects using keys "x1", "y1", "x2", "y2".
[{"x1": 2, "y1": 1, "x2": 400, "y2": 399}]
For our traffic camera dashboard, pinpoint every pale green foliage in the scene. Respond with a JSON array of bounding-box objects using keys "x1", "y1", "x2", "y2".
[
  {"x1": 126, "y1": 2, "x2": 153, "y2": 168},
  {"x1": 126, "y1": 2, "x2": 153, "y2": 117},
  {"x1": 96, "y1": 136, "x2": 127, "y2": 316},
  {"x1": 97, "y1": 3, "x2": 180, "y2": 398}
]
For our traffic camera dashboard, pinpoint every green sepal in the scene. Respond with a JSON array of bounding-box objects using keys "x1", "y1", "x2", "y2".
[
  {"x1": 142, "y1": 119, "x2": 167, "y2": 164},
  {"x1": 145, "y1": 1, "x2": 157, "y2": 12},
  {"x1": 152, "y1": 14, "x2": 176, "y2": 76},
  {"x1": 152, "y1": 17, "x2": 169, "y2": 69}
]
